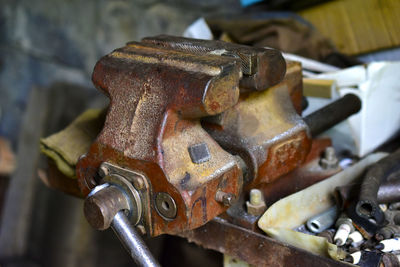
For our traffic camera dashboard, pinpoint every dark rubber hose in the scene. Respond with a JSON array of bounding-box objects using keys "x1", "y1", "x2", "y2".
[{"x1": 356, "y1": 148, "x2": 400, "y2": 225}]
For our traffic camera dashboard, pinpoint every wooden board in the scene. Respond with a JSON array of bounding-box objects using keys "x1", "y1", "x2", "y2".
[{"x1": 299, "y1": 0, "x2": 400, "y2": 55}]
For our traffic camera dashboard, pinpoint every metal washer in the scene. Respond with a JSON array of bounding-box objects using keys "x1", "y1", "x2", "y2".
[{"x1": 155, "y1": 192, "x2": 177, "y2": 220}]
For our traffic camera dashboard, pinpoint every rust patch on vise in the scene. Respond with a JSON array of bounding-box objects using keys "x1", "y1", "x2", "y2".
[{"x1": 203, "y1": 62, "x2": 311, "y2": 189}]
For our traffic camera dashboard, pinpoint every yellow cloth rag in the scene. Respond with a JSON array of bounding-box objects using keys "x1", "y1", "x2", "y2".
[{"x1": 40, "y1": 108, "x2": 105, "y2": 178}]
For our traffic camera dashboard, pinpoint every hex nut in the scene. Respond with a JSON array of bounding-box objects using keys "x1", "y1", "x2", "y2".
[
  {"x1": 246, "y1": 189, "x2": 266, "y2": 216},
  {"x1": 320, "y1": 147, "x2": 338, "y2": 169},
  {"x1": 246, "y1": 201, "x2": 266, "y2": 216}
]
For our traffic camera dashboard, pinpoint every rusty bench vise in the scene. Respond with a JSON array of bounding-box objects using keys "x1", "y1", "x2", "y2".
[{"x1": 76, "y1": 35, "x2": 360, "y2": 266}]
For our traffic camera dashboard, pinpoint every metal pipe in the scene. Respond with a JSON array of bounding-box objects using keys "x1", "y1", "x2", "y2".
[
  {"x1": 306, "y1": 206, "x2": 338, "y2": 233},
  {"x1": 303, "y1": 94, "x2": 361, "y2": 137},
  {"x1": 111, "y1": 211, "x2": 161, "y2": 267}
]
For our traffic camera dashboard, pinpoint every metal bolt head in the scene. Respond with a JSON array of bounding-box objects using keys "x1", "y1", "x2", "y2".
[
  {"x1": 215, "y1": 191, "x2": 235, "y2": 206},
  {"x1": 99, "y1": 165, "x2": 109, "y2": 177},
  {"x1": 246, "y1": 189, "x2": 266, "y2": 216},
  {"x1": 133, "y1": 177, "x2": 144, "y2": 190},
  {"x1": 325, "y1": 147, "x2": 336, "y2": 160},
  {"x1": 136, "y1": 225, "x2": 146, "y2": 235},
  {"x1": 320, "y1": 146, "x2": 338, "y2": 169},
  {"x1": 249, "y1": 189, "x2": 263, "y2": 205},
  {"x1": 222, "y1": 193, "x2": 235, "y2": 206}
]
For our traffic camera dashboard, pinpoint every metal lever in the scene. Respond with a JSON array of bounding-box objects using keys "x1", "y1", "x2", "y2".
[
  {"x1": 112, "y1": 211, "x2": 160, "y2": 267},
  {"x1": 84, "y1": 183, "x2": 160, "y2": 267},
  {"x1": 304, "y1": 94, "x2": 361, "y2": 137}
]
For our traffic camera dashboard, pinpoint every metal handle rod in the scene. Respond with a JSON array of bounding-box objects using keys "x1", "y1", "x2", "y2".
[
  {"x1": 303, "y1": 94, "x2": 362, "y2": 137},
  {"x1": 111, "y1": 211, "x2": 161, "y2": 267}
]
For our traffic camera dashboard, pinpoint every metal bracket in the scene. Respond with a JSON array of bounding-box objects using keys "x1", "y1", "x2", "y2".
[{"x1": 99, "y1": 162, "x2": 153, "y2": 236}]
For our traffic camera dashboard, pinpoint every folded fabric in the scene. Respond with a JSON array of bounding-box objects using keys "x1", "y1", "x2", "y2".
[{"x1": 40, "y1": 108, "x2": 106, "y2": 178}]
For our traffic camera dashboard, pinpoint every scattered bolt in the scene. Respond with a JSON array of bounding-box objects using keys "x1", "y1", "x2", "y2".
[
  {"x1": 334, "y1": 214, "x2": 354, "y2": 246},
  {"x1": 317, "y1": 229, "x2": 335, "y2": 244},
  {"x1": 347, "y1": 231, "x2": 364, "y2": 247},
  {"x1": 375, "y1": 225, "x2": 400, "y2": 241},
  {"x1": 320, "y1": 146, "x2": 339, "y2": 169},
  {"x1": 345, "y1": 251, "x2": 361, "y2": 264},
  {"x1": 376, "y1": 237, "x2": 400, "y2": 252},
  {"x1": 246, "y1": 189, "x2": 266, "y2": 216}
]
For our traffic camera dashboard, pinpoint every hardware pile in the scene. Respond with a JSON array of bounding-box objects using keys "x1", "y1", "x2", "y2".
[{"x1": 302, "y1": 148, "x2": 400, "y2": 266}]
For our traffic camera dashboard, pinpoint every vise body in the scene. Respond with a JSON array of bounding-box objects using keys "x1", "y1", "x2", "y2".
[{"x1": 77, "y1": 36, "x2": 311, "y2": 239}]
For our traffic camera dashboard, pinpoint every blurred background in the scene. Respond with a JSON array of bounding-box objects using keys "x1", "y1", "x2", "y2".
[{"x1": 0, "y1": 0, "x2": 399, "y2": 266}]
